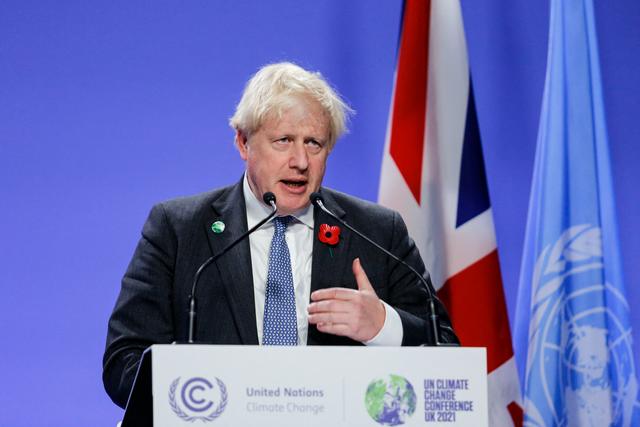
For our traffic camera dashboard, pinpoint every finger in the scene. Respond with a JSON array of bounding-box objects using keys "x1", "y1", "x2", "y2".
[
  {"x1": 316, "y1": 322, "x2": 351, "y2": 337},
  {"x1": 311, "y1": 287, "x2": 358, "y2": 302},
  {"x1": 307, "y1": 299, "x2": 352, "y2": 314},
  {"x1": 353, "y1": 258, "x2": 374, "y2": 292},
  {"x1": 308, "y1": 312, "x2": 352, "y2": 325}
]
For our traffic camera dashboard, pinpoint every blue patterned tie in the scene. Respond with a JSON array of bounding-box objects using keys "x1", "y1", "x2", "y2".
[{"x1": 262, "y1": 216, "x2": 298, "y2": 345}]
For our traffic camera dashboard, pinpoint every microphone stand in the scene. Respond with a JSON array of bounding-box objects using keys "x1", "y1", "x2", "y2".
[
  {"x1": 311, "y1": 193, "x2": 457, "y2": 347},
  {"x1": 187, "y1": 192, "x2": 278, "y2": 343}
]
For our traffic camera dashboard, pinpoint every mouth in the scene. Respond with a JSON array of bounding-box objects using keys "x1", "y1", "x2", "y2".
[{"x1": 280, "y1": 179, "x2": 308, "y2": 192}]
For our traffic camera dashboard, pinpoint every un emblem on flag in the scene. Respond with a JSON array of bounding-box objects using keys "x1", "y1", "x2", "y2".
[{"x1": 526, "y1": 225, "x2": 638, "y2": 426}]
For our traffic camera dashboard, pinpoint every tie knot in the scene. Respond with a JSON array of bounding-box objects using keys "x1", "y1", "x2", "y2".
[{"x1": 273, "y1": 216, "x2": 292, "y2": 234}]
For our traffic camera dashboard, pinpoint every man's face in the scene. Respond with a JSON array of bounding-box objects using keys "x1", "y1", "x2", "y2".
[{"x1": 236, "y1": 97, "x2": 331, "y2": 215}]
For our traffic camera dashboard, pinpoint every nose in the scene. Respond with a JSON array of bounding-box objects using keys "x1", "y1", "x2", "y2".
[{"x1": 289, "y1": 140, "x2": 309, "y2": 171}]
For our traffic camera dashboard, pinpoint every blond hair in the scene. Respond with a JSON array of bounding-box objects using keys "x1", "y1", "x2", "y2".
[{"x1": 229, "y1": 62, "x2": 353, "y2": 148}]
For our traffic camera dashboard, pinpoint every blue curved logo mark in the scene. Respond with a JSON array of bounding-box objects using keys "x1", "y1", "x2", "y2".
[
  {"x1": 181, "y1": 377, "x2": 214, "y2": 412},
  {"x1": 169, "y1": 376, "x2": 228, "y2": 422}
]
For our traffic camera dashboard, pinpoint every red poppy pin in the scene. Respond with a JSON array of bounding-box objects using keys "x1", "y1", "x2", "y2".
[{"x1": 318, "y1": 223, "x2": 341, "y2": 246}]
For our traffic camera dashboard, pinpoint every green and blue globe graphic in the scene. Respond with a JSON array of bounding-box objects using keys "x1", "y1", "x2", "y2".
[{"x1": 365, "y1": 374, "x2": 417, "y2": 426}]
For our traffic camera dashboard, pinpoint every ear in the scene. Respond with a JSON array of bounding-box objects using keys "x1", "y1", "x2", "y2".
[{"x1": 235, "y1": 129, "x2": 249, "y2": 161}]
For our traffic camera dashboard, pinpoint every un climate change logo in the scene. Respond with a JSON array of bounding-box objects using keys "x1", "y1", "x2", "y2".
[
  {"x1": 526, "y1": 225, "x2": 638, "y2": 426},
  {"x1": 169, "y1": 377, "x2": 228, "y2": 422},
  {"x1": 365, "y1": 374, "x2": 416, "y2": 426}
]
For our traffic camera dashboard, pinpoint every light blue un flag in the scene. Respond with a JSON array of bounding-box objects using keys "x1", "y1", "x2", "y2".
[{"x1": 514, "y1": 0, "x2": 639, "y2": 426}]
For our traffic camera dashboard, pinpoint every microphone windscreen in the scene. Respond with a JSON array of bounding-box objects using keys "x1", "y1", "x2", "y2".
[
  {"x1": 310, "y1": 192, "x2": 323, "y2": 206},
  {"x1": 263, "y1": 192, "x2": 276, "y2": 205}
]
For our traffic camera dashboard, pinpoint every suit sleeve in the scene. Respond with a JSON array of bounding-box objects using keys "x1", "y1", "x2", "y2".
[
  {"x1": 385, "y1": 211, "x2": 459, "y2": 346},
  {"x1": 102, "y1": 203, "x2": 177, "y2": 408}
]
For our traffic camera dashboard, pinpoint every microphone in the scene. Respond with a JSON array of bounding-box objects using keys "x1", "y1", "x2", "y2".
[
  {"x1": 187, "y1": 191, "x2": 278, "y2": 343},
  {"x1": 310, "y1": 192, "x2": 457, "y2": 347}
]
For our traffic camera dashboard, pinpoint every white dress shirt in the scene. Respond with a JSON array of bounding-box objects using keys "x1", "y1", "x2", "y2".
[{"x1": 243, "y1": 174, "x2": 402, "y2": 345}]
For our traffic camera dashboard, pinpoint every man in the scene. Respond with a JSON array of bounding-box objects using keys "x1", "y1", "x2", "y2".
[{"x1": 103, "y1": 62, "x2": 458, "y2": 409}]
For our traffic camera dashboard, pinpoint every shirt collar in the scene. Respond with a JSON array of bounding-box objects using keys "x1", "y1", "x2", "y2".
[{"x1": 242, "y1": 172, "x2": 314, "y2": 230}]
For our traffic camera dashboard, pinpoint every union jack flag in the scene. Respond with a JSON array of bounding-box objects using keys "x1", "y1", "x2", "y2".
[{"x1": 378, "y1": 1, "x2": 522, "y2": 425}]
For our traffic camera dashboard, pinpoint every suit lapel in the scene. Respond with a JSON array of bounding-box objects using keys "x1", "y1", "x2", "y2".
[
  {"x1": 310, "y1": 189, "x2": 354, "y2": 294},
  {"x1": 205, "y1": 181, "x2": 258, "y2": 344}
]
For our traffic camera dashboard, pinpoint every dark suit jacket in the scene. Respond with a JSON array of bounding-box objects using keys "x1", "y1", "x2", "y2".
[{"x1": 103, "y1": 180, "x2": 458, "y2": 408}]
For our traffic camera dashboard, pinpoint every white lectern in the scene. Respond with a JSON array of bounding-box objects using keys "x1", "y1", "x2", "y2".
[{"x1": 122, "y1": 345, "x2": 487, "y2": 426}]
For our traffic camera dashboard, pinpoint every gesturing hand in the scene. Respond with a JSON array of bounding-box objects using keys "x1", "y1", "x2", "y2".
[{"x1": 307, "y1": 258, "x2": 385, "y2": 342}]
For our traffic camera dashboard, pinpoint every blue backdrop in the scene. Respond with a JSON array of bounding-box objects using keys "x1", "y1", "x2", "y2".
[{"x1": 1, "y1": 1, "x2": 638, "y2": 425}]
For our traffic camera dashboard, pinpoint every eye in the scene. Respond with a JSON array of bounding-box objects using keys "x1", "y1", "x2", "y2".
[
  {"x1": 305, "y1": 139, "x2": 324, "y2": 153},
  {"x1": 272, "y1": 136, "x2": 292, "y2": 149}
]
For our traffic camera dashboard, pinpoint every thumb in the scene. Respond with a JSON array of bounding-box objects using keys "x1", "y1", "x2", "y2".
[{"x1": 353, "y1": 258, "x2": 374, "y2": 292}]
